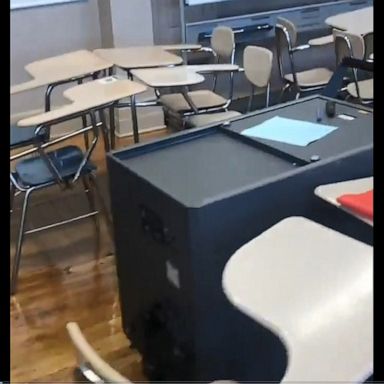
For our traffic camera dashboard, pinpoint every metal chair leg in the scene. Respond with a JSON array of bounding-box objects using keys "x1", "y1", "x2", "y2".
[
  {"x1": 82, "y1": 176, "x2": 101, "y2": 259},
  {"x1": 247, "y1": 84, "x2": 255, "y2": 113},
  {"x1": 88, "y1": 174, "x2": 114, "y2": 250},
  {"x1": 109, "y1": 105, "x2": 116, "y2": 150},
  {"x1": 99, "y1": 109, "x2": 111, "y2": 153},
  {"x1": 279, "y1": 83, "x2": 291, "y2": 103},
  {"x1": 11, "y1": 188, "x2": 33, "y2": 295},
  {"x1": 10, "y1": 183, "x2": 16, "y2": 214}
]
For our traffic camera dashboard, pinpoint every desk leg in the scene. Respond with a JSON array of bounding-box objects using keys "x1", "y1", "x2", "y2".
[
  {"x1": 130, "y1": 94, "x2": 140, "y2": 144},
  {"x1": 44, "y1": 84, "x2": 54, "y2": 141},
  {"x1": 77, "y1": 78, "x2": 89, "y2": 150},
  {"x1": 99, "y1": 109, "x2": 110, "y2": 153},
  {"x1": 127, "y1": 71, "x2": 140, "y2": 144},
  {"x1": 109, "y1": 104, "x2": 116, "y2": 150}
]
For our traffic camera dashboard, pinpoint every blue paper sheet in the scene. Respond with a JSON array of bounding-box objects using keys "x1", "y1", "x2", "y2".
[{"x1": 241, "y1": 116, "x2": 338, "y2": 147}]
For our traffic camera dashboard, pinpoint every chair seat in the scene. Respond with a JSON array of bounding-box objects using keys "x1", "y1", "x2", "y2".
[
  {"x1": 160, "y1": 90, "x2": 227, "y2": 113},
  {"x1": 285, "y1": 68, "x2": 333, "y2": 88},
  {"x1": 346, "y1": 79, "x2": 373, "y2": 100},
  {"x1": 10, "y1": 125, "x2": 47, "y2": 150},
  {"x1": 188, "y1": 111, "x2": 242, "y2": 127},
  {"x1": 14, "y1": 145, "x2": 96, "y2": 187}
]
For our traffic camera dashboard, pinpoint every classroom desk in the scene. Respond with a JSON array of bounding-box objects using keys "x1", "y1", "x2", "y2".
[
  {"x1": 326, "y1": 6, "x2": 373, "y2": 35},
  {"x1": 10, "y1": 50, "x2": 114, "y2": 152},
  {"x1": 130, "y1": 64, "x2": 239, "y2": 114},
  {"x1": 15, "y1": 76, "x2": 146, "y2": 155},
  {"x1": 308, "y1": 34, "x2": 334, "y2": 46},
  {"x1": 94, "y1": 45, "x2": 205, "y2": 144},
  {"x1": 10, "y1": 50, "x2": 113, "y2": 95},
  {"x1": 315, "y1": 177, "x2": 373, "y2": 226},
  {"x1": 222, "y1": 216, "x2": 373, "y2": 383}
]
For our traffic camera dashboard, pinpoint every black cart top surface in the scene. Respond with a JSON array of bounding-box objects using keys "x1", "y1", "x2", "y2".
[
  {"x1": 112, "y1": 129, "x2": 296, "y2": 207},
  {"x1": 227, "y1": 96, "x2": 373, "y2": 164}
]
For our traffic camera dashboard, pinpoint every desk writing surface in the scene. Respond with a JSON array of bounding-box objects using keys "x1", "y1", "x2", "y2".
[
  {"x1": 187, "y1": 64, "x2": 240, "y2": 73},
  {"x1": 326, "y1": 6, "x2": 373, "y2": 35},
  {"x1": 131, "y1": 66, "x2": 205, "y2": 88},
  {"x1": 228, "y1": 97, "x2": 373, "y2": 164},
  {"x1": 160, "y1": 44, "x2": 202, "y2": 51},
  {"x1": 223, "y1": 216, "x2": 373, "y2": 383},
  {"x1": 315, "y1": 177, "x2": 373, "y2": 226},
  {"x1": 94, "y1": 47, "x2": 183, "y2": 70},
  {"x1": 11, "y1": 50, "x2": 113, "y2": 95},
  {"x1": 17, "y1": 77, "x2": 146, "y2": 127}
]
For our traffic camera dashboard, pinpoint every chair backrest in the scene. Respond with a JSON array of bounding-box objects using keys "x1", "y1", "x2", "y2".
[
  {"x1": 276, "y1": 17, "x2": 298, "y2": 47},
  {"x1": 66, "y1": 322, "x2": 132, "y2": 383},
  {"x1": 244, "y1": 46, "x2": 273, "y2": 89},
  {"x1": 333, "y1": 29, "x2": 365, "y2": 65},
  {"x1": 363, "y1": 32, "x2": 373, "y2": 61},
  {"x1": 275, "y1": 19, "x2": 297, "y2": 82},
  {"x1": 211, "y1": 26, "x2": 235, "y2": 64}
]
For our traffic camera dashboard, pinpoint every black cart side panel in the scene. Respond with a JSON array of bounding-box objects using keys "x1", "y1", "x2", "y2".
[{"x1": 107, "y1": 156, "x2": 197, "y2": 379}]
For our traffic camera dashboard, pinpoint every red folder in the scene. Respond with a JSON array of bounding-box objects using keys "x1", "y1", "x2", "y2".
[{"x1": 336, "y1": 189, "x2": 373, "y2": 220}]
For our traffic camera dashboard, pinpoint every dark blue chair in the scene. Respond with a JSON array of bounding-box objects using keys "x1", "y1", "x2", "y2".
[
  {"x1": 10, "y1": 124, "x2": 48, "y2": 150},
  {"x1": 10, "y1": 109, "x2": 112, "y2": 294}
]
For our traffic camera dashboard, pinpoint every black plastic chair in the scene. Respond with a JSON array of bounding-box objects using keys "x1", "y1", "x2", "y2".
[{"x1": 10, "y1": 109, "x2": 112, "y2": 295}]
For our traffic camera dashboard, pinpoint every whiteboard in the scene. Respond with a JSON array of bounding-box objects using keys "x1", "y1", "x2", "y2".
[{"x1": 11, "y1": 0, "x2": 82, "y2": 10}]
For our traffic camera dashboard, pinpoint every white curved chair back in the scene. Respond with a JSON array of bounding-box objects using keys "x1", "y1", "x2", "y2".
[
  {"x1": 211, "y1": 26, "x2": 235, "y2": 63},
  {"x1": 276, "y1": 17, "x2": 298, "y2": 47},
  {"x1": 244, "y1": 46, "x2": 273, "y2": 88},
  {"x1": 333, "y1": 29, "x2": 365, "y2": 64},
  {"x1": 66, "y1": 322, "x2": 132, "y2": 383},
  {"x1": 223, "y1": 217, "x2": 373, "y2": 383}
]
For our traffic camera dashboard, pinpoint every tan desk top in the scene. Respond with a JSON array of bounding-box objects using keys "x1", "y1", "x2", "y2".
[
  {"x1": 17, "y1": 77, "x2": 146, "y2": 127},
  {"x1": 11, "y1": 50, "x2": 113, "y2": 95},
  {"x1": 131, "y1": 64, "x2": 240, "y2": 88},
  {"x1": 315, "y1": 177, "x2": 373, "y2": 226},
  {"x1": 131, "y1": 66, "x2": 205, "y2": 88},
  {"x1": 308, "y1": 34, "x2": 334, "y2": 46},
  {"x1": 187, "y1": 64, "x2": 240, "y2": 73},
  {"x1": 223, "y1": 217, "x2": 373, "y2": 383},
  {"x1": 94, "y1": 46, "x2": 183, "y2": 70},
  {"x1": 326, "y1": 6, "x2": 373, "y2": 35},
  {"x1": 159, "y1": 44, "x2": 202, "y2": 51}
]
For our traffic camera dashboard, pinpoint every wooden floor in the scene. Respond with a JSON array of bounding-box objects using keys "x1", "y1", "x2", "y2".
[{"x1": 11, "y1": 129, "x2": 169, "y2": 383}]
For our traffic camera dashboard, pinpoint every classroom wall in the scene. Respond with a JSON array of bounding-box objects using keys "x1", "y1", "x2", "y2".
[
  {"x1": 10, "y1": 0, "x2": 165, "y2": 137},
  {"x1": 107, "y1": 0, "x2": 165, "y2": 136},
  {"x1": 10, "y1": 1, "x2": 101, "y2": 118}
]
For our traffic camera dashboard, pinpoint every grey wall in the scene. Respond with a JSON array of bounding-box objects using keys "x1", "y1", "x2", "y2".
[
  {"x1": 10, "y1": 0, "x2": 164, "y2": 136},
  {"x1": 11, "y1": 0, "x2": 102, "y2": 116},
  {"x1": 110, "y1": 0, "x2": 154, "y2": 47}
]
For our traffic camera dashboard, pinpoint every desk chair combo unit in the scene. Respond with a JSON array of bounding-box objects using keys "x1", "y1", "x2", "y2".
[
  {"x1": 275, "y1": 17, "x2": 334, "y2": 101},
  {"x1": 332, "y1": 30, "x2": 373, "y2": 104},
  {"x1": 158, "y1": 26, "x2": 241, "y2": 130},
  {"x1": 10, "y1": 50, "x2": 114, "y2": 152},
  {"x1": 10, "y1": 77, "x2": 146, "y2": 295},
  {"x1": 187, "y1": 45, "x2": 274, "y2": 128}
]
